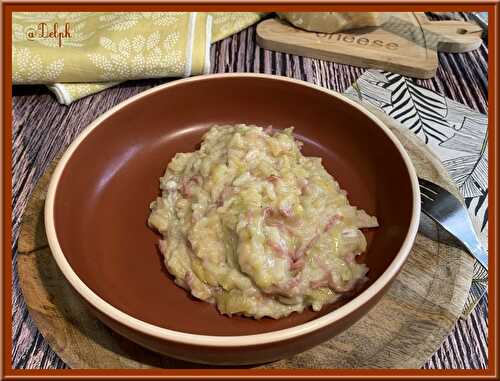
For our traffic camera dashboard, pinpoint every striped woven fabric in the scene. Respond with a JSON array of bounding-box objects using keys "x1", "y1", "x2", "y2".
[{"x1": 11, "y1": 12, "x2": 487, "y2": 369}]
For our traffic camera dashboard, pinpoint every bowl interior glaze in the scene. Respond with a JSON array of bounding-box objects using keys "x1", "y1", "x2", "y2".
[{"x1": 53, "y1": 75, "x2": 413, "y2": 336}]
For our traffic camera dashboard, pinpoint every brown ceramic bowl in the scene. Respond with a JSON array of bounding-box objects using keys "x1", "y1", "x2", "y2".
[{"x1": 45, "y1": 73, "x2": 420, "y2": 366}]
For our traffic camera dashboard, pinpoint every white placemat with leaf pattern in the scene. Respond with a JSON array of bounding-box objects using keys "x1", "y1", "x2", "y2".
[{"x1": 343, "y1": 70, "x2": 488, "y2": 317}]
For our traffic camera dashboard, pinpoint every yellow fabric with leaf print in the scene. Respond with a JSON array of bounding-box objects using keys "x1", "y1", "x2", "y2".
[{"x1": 12, "y1": 12, "x2": 267, "y2": 104}]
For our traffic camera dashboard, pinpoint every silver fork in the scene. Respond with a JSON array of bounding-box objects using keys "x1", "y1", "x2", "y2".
[{"x1": 419, "y1": 178, "x2": 488, "y2": 270}]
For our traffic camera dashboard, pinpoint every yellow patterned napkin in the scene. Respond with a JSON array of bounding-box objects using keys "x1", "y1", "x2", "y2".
[{"x1": 12, "y1": 12, "x2": 266, "y2": 104}]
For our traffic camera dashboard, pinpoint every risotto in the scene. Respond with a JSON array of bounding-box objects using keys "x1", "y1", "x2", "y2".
[{"x1": 148, "y1": 124, "x2": 378, "y2": 319}]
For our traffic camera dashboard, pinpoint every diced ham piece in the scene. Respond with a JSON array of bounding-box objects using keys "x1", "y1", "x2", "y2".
[
  {"x1": 179, "y1": 271, "x2": 196, "y2": 292},
  {"x1": 294, "y1": 234, "x2": 319, "y2": 260},
  {"x1": 262, "y1": 207, "x2": 273, "y2": 219},
  {"x1": 279, "y1": 206, "x2": 293, "y2": 218},
  {"x1": 190, "y1": 175, "x2": 202, "y2": 185},
  {"x1": 267, "y1": 174, "x2": 280, "y2": 183},
  {"x1": 180, "y1": 181, "x2": 191, "y2": 198},
  {"x1": 324, "y1": 214, "x2": 342, "y2": 232},
  {"x1": 297, "y1": 178, "x2": 309, "y2": 195},
  {"x1": 266, "y1": 217, "x2": 301, "y2": 236},
  {"x1": 310, "y1": 277, "x2": 329, "y2": 289},
  {"x1": 266, "y1": 217, "x2": 284, "y2": 231},
  {"x1": 180, "y1": 175, "x2": 203, "y2": 198},
  {"x1": 290, "y1": 258, "x2": 305, "y2": 271},
  {"x1": 247, "y1": 210, "x2": 255, "y2": 221},
  {"x1": 266, "y1": 239, "x2": 287, "y2": 258},
  {"x1": 217, "y1": 185, "x2": 233, "y2": 207}
]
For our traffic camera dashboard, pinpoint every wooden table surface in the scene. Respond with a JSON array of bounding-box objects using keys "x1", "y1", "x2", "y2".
[{"x1": 11, "y1": 12, "x2": 488, "y2": 369}]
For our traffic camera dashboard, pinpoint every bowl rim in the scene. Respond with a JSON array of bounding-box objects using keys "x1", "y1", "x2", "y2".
[{"x1": 45, "y1": 72, "x2": 421, "y2": 347}]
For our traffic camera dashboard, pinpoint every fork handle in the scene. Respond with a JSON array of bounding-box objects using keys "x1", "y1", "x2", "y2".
[{"x1": 467, "y1": 243, "x2": 489, "y2": 271}]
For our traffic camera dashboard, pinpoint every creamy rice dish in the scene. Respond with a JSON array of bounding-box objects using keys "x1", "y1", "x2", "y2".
[{"x1": 148, "y1": 125, "x2": 378, "y2": 319}]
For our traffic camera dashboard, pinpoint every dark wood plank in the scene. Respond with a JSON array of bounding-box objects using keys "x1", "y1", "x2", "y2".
[{"x1": 11, "y1": 12, "x2": 488, "y2": 369}]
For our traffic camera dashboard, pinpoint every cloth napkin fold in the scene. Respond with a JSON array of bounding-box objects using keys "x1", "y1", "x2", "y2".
[{"x1": 12, "y1": 12, "x2": 267, "y2": 104}]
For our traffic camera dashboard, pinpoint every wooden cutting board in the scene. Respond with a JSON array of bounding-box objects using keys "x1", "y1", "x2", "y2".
[
  {"x1": 256, "y1": 13, "x2": 483, "y2": 78},
  {"x1": 16, "y1": 110, "x2": 473, "y2": 369}
]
